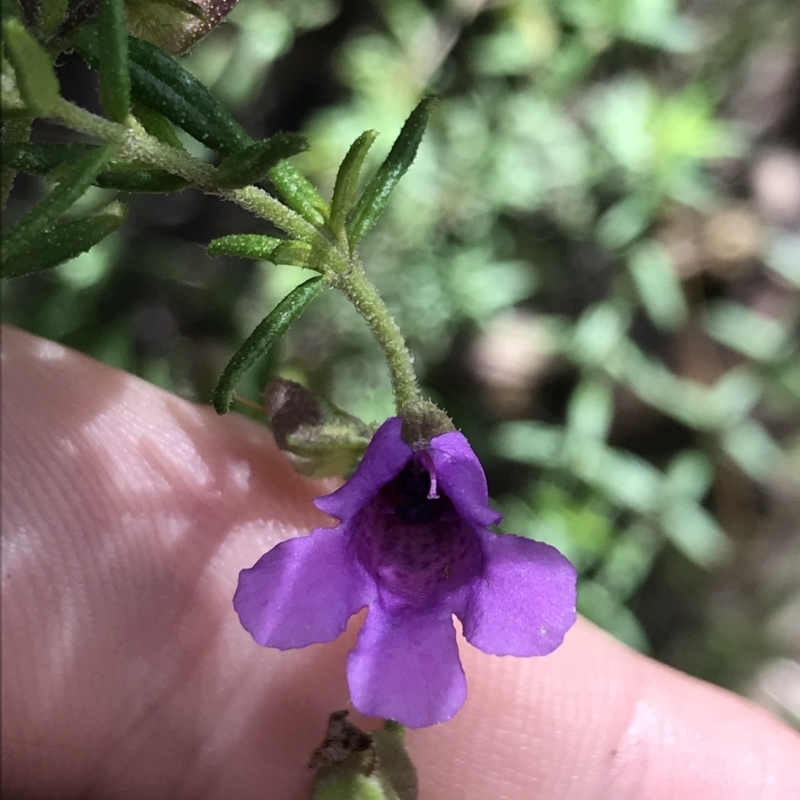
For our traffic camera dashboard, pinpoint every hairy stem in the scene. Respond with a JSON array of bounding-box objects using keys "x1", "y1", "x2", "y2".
[
  {"x1": 333, "y1": 260, "x2": 421, "y2": 412},
  {"x1": 51, "y1": 99, "x2": 322, "y2": 243},
  {"x1": 33, "y1": 98, "x2": 421, "y2": 413}
]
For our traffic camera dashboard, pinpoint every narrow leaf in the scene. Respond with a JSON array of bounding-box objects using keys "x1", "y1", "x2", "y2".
[
  {"x1": 72, "y1": 27, "x2": 251, "y2": 155},
  {"x1": 127, "y1": 33, "x2": 250, "y2": 154},
  {"x1": 1, "y1": 0, "x2": 22, "y2": 20},
  {"x1": 132, "y1": 102, "x2": 185, "y2": 149},
  {"x1": 95, "y1": 166, "x2": 188, "y2": 192},
  {"x1": 566, "y1": 377, "x2": 614, "y2": 440},
  {"x1": 1, "y1": 143, "x2": 187, "y2": 191},
  {"x1": 213, "y1": 276, "x2": 323, "y2": 414},
  {"x1": 216, "y1": 132, "x2": 308, "y2": 189},
  {"x1": 348, "y1": 97, "x2": 436, "y2": 246},
  {"x1": 207, "y1": 234, "x2": 282, "y2": 260},
  {"x1": 660, "y1": 502, "x2": 730, "y2": 568},
  {"x1": 2, "y1": 142, "x2": 96, "y2": 173},
  {"x1": 627, "y1": 241, "x2": 687, "y2": 331},
  {"x1": 38, "y1": 0, "x2": 69, "y2": 35},
  {"x1": 3, "y1": 19, "x2": 61, "y2": 115},
  {"x1": 271, "y1": 240, "x2": 312, "y2": 268},
  {"x1": 1, "y1": 202, "x2": 125, "y2": 279},
  {"x1": 96, "y1": 0, "x2": 131, "y2": 123},
  {"x1": 268, "y1": 161, "x2": 329, "y2": 227},
  {"x1": 1, "y1": 144, "x2": 116, "y2": 262},
  {"x1": 329, "y1": 129, "x2": 377, "y2": 238}
]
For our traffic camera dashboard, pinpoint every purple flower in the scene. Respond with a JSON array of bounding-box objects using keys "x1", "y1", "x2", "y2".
[{"x1": 234, "y1": 417, "x2": 577, "y2": 728}]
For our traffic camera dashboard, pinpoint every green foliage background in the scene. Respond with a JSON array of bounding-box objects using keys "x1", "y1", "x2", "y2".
[{"x1": 4, "y1": 0, "x2": 800, "y2": 726}]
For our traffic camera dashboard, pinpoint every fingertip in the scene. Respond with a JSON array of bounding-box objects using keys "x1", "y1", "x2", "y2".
[{"x1": 409, "y1": 619, "x2": 800, "y2": 800}]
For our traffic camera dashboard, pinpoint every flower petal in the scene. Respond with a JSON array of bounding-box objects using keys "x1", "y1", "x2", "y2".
[
  {"x1": 461, "y1": 530, "x2": 577, "y2": 656},
  {"x1": 234, "y1": 527, "x2": 372, "y2": 649},
  {"x1": 428, "y1": 431, "x2": 502, "y2": 528},
  {"x1": 315, "y1": 417, "x2": 412, "y2": 521},
  {"x1": 347, "y1": 604, "x2": 466, "y2": 728}
]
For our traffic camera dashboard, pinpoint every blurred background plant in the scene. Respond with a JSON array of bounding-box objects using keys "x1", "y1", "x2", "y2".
[{"x1": 4, "y1": 0, "x2": 800, "y2": 728}]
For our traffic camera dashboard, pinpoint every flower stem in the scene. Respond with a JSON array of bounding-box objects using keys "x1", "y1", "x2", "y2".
[{"x1": 333, "y1": 261, "x2": 421, "y2": 412}]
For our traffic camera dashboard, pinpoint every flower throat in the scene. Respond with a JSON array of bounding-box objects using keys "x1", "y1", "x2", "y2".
[{"x1": 390, "y1": 462, "x2": 445, "y2": 525}]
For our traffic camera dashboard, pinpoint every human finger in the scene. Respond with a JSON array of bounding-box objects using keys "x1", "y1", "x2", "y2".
[
  {"x1": 411, "y1": 617, "x2": 800, "y2": 799},
  {"x1": 3, "y1": 325, "x2": 799, "y2": 800}
]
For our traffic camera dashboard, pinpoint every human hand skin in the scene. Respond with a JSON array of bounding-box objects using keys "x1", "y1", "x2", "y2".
[{"x1": 2, "y1": 325, "x2": 799, "y2": 800}]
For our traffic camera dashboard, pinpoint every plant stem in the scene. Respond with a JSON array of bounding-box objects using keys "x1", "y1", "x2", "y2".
[
  {"x1": 51, "y1": 99, "x2": 322, "y2": 243},
  {"x1": 333, "y1": 260, "x2": 421, "y2": 412},
  {"x1": 39, "y1": 99, "x2": 422, "y2": 413}
]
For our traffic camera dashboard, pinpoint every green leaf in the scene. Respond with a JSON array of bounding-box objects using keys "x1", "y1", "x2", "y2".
[
  {"x1": 2, "y1": 142, "x2": 96, "y2": 173},
  {"x1": 1, "y1": 143, "x2": 187, "y2": 192},
  {"x1": 1, "y1": 202, "x2": 125, "y2": 279},
  {"x1": 705, "y1": 301, "x2": 791, "y2": 363},
  {"x1": 72, "y1": 27, "x2": 251, "y2": 155},
  {"x1": 348, "y1": 97, "x2": 436, "y2": 246},
  {"x1": 268, "y1": 160, "x2": 329, "y2": 227},
  {"x1": 597, "y1": 195, "x2": 653, "y2": 250},
  {"x1": 270, "y1": 240, "x2": 313, "y2": 268},
  {"x1": 95, "y1": 166, "x2": 188, "y2": 192},
  {"x1": 329, "y1": 130, "x2": 378, "y2": 239},
  {"x1": 627, "y1": 241, "x2": 687, "y2": 331},
  {"x1": 1, "y1": 143, "x2": 116, "y2": 262},
  {"x1": 659, "y1": 502, "x2": 730, "y2": 568},
  {"x1": 38, "y1": 0, "x2": 69, "y2": 35},
  {"x1": 132, "y1": 102, "x2": 185, "y2": 149},
  {"x1": 127, "y1": 33, "x2": 250, "y2": 154},
  {"x1": 1, "y1": 0, "x2": 23, "y2": 21},
  {"x1": 566, "y1": 377, "x2": 614, "y2": 440},
  {"x1": 213, "y1": 276, "x2": 323, "y2": 414},
  {"x1": 662, "y1": 450, "x2": 713, "y2": 501},
  {"x1": 207, "y1": 234, "x2": 282, "y2": 260},
  {"x1": 216, "y1": 132, "x2": 308, "y2": 189},
  {"x1": 96, "y1": 0, "x2": 131, "y2": 123},
  {"x1": 3, "y1": 19, "x2": 61, "y2": 116},
  {"x1": 721, "y1": 420, "x2": 782, "y2": 482}
]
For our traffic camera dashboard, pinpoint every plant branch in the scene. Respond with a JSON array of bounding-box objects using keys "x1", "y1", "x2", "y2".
[{"x1": 50, "y1": 99, "x2": 324, "y2": 243}]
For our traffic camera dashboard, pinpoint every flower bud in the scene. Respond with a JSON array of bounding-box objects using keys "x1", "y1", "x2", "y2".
[{"x1": 263, "y1": 378, "x2": 372, "y2": 478}]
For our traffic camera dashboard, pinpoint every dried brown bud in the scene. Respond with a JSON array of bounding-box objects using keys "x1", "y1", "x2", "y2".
[
  {"x1": 309, "y1": 710, "x2": 375, "y2": 772},
  {"x1": 263, "y1": 378, "x2": 325, "y2": 450},
  {"x1": 310, "y1": 712, "x2": 418, "y2": 800}
]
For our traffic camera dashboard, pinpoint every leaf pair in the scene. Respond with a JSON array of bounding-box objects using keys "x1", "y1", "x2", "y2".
[
  {"x1": 210, "y1": 98, "x2": 438, "y2": 412},
  {"x1": 1, "y1": 202, "x2": 126, "y2": 279},
  {"x1": 3, "y1": 142, "x2": 189, "y2": 192},
  {"x1": 3, "y1": 18, "x2": 61, "y2": 116},
  {"x1": 72, "y1": 26, "x2": 329, "y2": 227},
  {"x1": 344, "y1": 97, "x2": 437, "y2": 247},
  {"x1": 208, "y1": 234, "x2": 327, "y2": 272},
  {"x1": 2, "y1": 5, "x2": 129, "y2": 276},
  {"x1": 6, "y1": 0, "x2": 132, "y2": 122},
  {"x1": 1, "y1": 144, "x2": 124, "y2": 278},
  {"x1": 325, "y1": 97, "x2": 436, "y2": 251}
]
